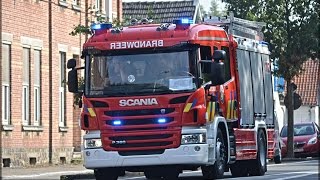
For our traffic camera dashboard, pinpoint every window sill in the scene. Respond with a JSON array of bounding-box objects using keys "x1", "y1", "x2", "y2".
[
  {"x1": 72, "y1": 4, "x2": 81, "y2": 11},
  {"x1": 22, "y1": 125, "x2": 44, "y2": 132},
  {"x1": 59, "y1": 1, "x2": 68, "y2": 8},
  {"x1": 2, "y1": 125, "x2": 14, "y2": 131},
  {"x1": 59, "y1": 126, "x2": 69, "y2": 132}
]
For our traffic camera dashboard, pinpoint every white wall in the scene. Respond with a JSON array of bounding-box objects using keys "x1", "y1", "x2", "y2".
[{"x1": 283, "y1": 105, "x2": 319, "y2": 126}]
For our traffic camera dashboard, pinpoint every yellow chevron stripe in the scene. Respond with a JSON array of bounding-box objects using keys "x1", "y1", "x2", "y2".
[
  {"x1": 88, "y1": 108, "x2": 96, "y2": 117},
  {"x1": 230, "y1": 100, "x2": 234, "y2": 119},
  {"x1": 227, "y1": 100, "x2": 231, "y2": 119},
  {"x1": 206, "y1": 102, "x2": 212, "y2": 122},
  {"x1": 210, "y1": 102, "x2": 215, "y2": 121},
  {"x1": 183, "y1": 103, "x2": 193, "y2": 112}
]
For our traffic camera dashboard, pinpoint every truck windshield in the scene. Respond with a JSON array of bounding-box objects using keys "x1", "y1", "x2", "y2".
[{"x1": 86, "y1": 50, "x2": 197, "y2": 97}]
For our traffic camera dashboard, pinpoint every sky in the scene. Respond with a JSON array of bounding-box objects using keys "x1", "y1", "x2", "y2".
[{"x1": 122, "y1": 0, "x2": 226, "y2": 12}]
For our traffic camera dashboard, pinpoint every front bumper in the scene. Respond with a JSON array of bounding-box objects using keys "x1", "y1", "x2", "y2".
[
  {"x1": 281, "y1": 142, "x2": 320, "y2": 157},
  {"x1": 83, "y1": 144, "x2": 209, "y2": 169}
]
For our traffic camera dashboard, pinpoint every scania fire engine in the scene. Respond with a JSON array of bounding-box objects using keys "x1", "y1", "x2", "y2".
[{"x1": 67, "y1": 13, "x2": 277, "y2": 180}]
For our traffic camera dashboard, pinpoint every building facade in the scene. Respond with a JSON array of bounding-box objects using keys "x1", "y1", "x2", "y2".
[{"x1": 1, "y1": 0, "x2": 122, "y2": 167}]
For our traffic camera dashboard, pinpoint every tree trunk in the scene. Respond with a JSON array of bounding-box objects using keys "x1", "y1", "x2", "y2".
[{"x1": 286, "y1": 80, "x2": 294, "y2": 158}]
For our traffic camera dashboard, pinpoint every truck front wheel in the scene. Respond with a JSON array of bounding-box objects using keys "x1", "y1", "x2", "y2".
[
  {"x1": 202, "y1": 128, "x2": 226, "y2": 179},
  {"x1": 94, "y1": 168, "x2": 118, "y2": 180}
]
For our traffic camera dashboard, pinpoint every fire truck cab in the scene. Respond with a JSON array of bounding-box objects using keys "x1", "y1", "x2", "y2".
[{"x1": 67, "y1": 13, "x2": 275, "y2": 180}]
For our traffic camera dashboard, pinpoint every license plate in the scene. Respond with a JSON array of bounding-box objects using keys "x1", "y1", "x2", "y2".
[{"x1": 294, "y1": 148, "x2": 304, "y2": 152}]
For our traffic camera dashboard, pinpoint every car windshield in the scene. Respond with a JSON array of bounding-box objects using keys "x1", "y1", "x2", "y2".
[
  {"x1": 85, "y1": 50, "x2": 197, "y2": 97},
  {"x1": 280, "y1": 124, "x2": 315, "y2": 137}
]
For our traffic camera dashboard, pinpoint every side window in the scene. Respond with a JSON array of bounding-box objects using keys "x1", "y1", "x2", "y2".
[
  {"x1": 200, "y1": 46, "x2": 211, "y2": 60},
  {"x1": 222, "y1": 46, "x2": 231, "y2": 81},
  {"x1": 199, "y1": 46, "x2": 212, "y2": 84}
]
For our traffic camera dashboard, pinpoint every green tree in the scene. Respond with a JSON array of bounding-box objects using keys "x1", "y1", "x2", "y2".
[
  {"x1": 223, "y1": 0, "x2": 319, "y2": 158},
  {"x1": 199, "y1": 4, "x2": 207, "y2": 16},
  {"x1": 208, "y1": 0, "x2": 224, "y2": 16}
]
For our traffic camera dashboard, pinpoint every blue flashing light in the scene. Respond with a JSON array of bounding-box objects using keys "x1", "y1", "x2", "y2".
[
  {"x1": 91, "y1": 24, "x2": 101, "y2": 30},
  {"x1": 181, "y1": 18, "x2": 193, "y2": 24},
  {"x1": 173, "y1": 18, "x2": 193, "y2": 25},
  {"x1": 91, "y1": 23, "x2": 113, "y2": 30},
  {"x1": 113, "y1": 120, "x2": 122, "y2": 126},
  {"x1": 157, "y1": 118, "x2": 167, "y2": 124},
  {"x1": 259, "y1": 41, "x2": 269, "y2": 45}
]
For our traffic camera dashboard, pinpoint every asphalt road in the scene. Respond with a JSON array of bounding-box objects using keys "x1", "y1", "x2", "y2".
[
  {"x1": 115, "y1": 159, "x2": 319, "y2": 180},
  {"x1": 2, "y1": 159, "x2": 319, "y2": 180}
]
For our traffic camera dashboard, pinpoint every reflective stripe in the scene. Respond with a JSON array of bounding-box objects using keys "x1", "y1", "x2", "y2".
[
  {"x1": 88, "y1": 108, "x2": 96, "y2": 117},
  {"x1": 183, "y1": 103, "x2": 193, "y2": 112},
  {"x1": 197, "y1": 36, "x2": 229, "y2": 41},
  {"x1": 206, "y1": 102, "x2": 215, "y2": 122}
]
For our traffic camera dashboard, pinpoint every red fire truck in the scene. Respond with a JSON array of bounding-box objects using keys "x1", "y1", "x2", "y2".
[{"x1": 67, "y1": 13, "x2": 276, "y2": 180}]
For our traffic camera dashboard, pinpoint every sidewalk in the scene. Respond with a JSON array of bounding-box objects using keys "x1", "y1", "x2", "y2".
[{"x1": 1, "y1": 164, "x2": 93, "y2": 180}]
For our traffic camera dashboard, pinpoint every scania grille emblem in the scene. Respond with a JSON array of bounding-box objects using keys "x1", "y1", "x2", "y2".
[
  {"x1": 111, "y1": 140, "x2": 127, "y2": 145},
  {"x1": 160, "y1": 109, "x2": 166, "y2": 114}
]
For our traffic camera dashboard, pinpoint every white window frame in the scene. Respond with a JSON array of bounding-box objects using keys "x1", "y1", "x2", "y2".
[
  {"x1": 95, "y1": 0, "x2": 100, "y2": 12},
  {"x1": 2, "y1": 43, "x2": 11, "y2": 125},
  {"x1": 22, "y1": 47, "x2": 30, "y2": 126},
  {"x1": 34, "y1": 49, "x2": 41, "y2": 126},
  {"x1": 59, "y1": 51, "x2": 66, "y2": 127},
  {"x1": 34, "y1": 86, "x2": 40, "y2": 126},
  {"x1": 22, "y1": 85, "x2": 30, "y2": 125},
  {"x1": 2, "y1": 85, "x2": 10, "y2": 125}
]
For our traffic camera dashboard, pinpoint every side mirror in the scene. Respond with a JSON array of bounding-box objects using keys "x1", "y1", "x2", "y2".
[
  {"x1": 212, "y1": 50, "x2": 226, "y2": 62},
  {"x1": 67, "y1": 58, "x2": 77, "y2": 69},
  {"x1": 68, "y1": 69, "x2": 78, "y2": 93},
  {"x1": 200, "y1": 59, "x2": 226, "y2": 86}
]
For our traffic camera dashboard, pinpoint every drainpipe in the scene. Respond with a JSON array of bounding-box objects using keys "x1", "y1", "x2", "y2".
[
  {"x1": 106, "y1": 0, "x2": 113, "y2": 23},
  {"x1": 85, "y1": 0, "x2": 88, "y2": 41},
  {"x1": 48, "y1": 0, "x2": 53, "y2": 164},
  {"x1": 117, "y1": 0, "x2": 120, "y2": 23},
  {"x1": 0, "y1": 0, "x2": 2, "y2": 169}
]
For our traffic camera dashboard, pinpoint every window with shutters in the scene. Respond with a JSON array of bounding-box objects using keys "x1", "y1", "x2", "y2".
[
  {"x1": 22, "y1": 47, "x2": 30, "y2": 125},
  {"x1": 2, "y1": 44, "x2": 11, "y2": 125}
]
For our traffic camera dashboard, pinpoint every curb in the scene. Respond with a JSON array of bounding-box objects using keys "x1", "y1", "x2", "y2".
[{"x1": 282, "y1": 157, "x2": 319, "y2": 162}]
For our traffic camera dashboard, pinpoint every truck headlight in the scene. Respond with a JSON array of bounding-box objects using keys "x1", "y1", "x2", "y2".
[
  {"x1": 84, "y1": 138, "x2": 102, "y2": 149},
  {"x1": 181, "y1": 133, "x2": 206, "y2": 144},
  {"x1": 308, "y1": 137, "x2": 317, "y2": 144}
]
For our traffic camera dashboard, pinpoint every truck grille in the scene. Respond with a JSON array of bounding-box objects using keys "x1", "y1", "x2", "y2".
[
  {"x1": 105, "y1": 108, "x2": 175, "y2": 117},
  {"x1": 102, "y1": 130, "x2": 181, "y2": 151}
]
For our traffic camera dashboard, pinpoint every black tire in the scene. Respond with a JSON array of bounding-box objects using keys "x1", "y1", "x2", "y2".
[
  {"x1": 94, "y1": 168, "x2": 118, "y2": 180},
  {"x1": 274, "y1": 155, "x2": 281, "y2": 164},
  {"x1": 162, "y1": 169, "x2": 180, "y2": 180},
  {"x1": 144, "y1": 171, "x2": 161, "y2": 180},
  {"x1": 202, "y1": 128, "x2": 226, "y2": 179},
  {"x1": 230, "y1": 161, "x2": 248, "y2": 177},
  {"x1": 274, "y1": 143, "x2": 282, "y2": 164},
  {"x1": 248, "y1": 130, "x2": 267, "y2": 176}
]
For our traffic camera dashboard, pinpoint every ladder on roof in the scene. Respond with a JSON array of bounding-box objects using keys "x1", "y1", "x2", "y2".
[{"x1": 203, "y1": 12, "x2": 266, "y2": 41}]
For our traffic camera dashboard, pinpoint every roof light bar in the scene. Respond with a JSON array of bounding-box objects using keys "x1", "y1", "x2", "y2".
[
  {"x1": 91, "y1": 23, "x2": 113, "y2": 30},
  {"x1": 91, "y1": 23, "x2": 113, "y2": 35},
  {"x1": 173, "y1": 18, "x2": 194, "y2": 25}
]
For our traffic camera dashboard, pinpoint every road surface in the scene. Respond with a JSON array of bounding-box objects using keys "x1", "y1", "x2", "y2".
[{"x1": 2, "y1": 159, "x2": 319, "y2": 180}]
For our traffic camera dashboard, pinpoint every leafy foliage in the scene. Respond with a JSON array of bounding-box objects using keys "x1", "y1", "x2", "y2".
[{"x1": 208, "y1": 0, "x2": 226, "y2": 16}]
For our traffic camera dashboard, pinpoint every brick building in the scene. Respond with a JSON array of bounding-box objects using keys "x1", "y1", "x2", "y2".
[{"x1": 1, "y1": 0, "x2": 122, "y2": 167}]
